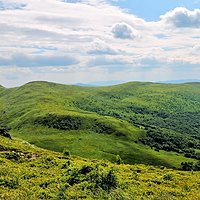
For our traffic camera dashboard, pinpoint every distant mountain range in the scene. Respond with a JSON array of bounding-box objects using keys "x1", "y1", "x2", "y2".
[
  {"x1": 75, "y1": 80, "x2": 126, "y2": 86},
  {"x1": 158, "y1": 79, "x2": 200, "y2": 84},
  {"x1": 76, "y1": 79, "x2": 200, "y2": 86}
]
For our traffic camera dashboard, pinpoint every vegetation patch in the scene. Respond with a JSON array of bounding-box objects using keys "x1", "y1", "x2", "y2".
[
  {"x1": 140, "y1": 127, "x2": 200, "y2": 160},
  {"x1": 0, "y1": 136, "x2": 199, "y2": 199},
  {"x1": 34, "y1": 114, "x2": 124, "y2": 136}
]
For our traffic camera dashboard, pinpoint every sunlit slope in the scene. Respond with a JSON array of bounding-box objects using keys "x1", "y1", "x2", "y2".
[
  {"x1": 75, "y1": 82, "x2": 200, "y2": 159},
  {"x1": 0, "y1": 81, "x2": 199, "y2": 168},
  {"x1": 0, "y1": 136, "x2": 200, "y2": 200}
]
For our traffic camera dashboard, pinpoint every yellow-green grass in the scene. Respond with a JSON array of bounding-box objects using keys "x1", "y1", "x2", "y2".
[{"x1": 0, "y1": 136, "x2": 199, "y2": 200}]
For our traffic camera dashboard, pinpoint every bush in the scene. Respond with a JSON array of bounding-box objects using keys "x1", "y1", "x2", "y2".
[
  {"x1": 101, "y1": 170, "x2": 118, "y2": 191},
  {"x1": 163, "y1": 174, "x2": 173, "y2": 181},
  {"x1": 115, "y1": 155, "x2": 123, "y2": 165},
  {"x1": 34, "y1": 114, "x2": 82, "y2": 131},
  {"x1": 64, "y1": 165, "x2": 118, "y2": 192},
  {"x1": 0, "y1": 176, "x2": 20, "y2": 189},
  {"x1": 181, "y1": 162, "x2": 194, "y2": 171},
  {"x1": 194, "y1": 161, "x2": 200, "y2": 171},
  {"x1": 63, "y1": 149, "x2": 70, "y2": 157}
]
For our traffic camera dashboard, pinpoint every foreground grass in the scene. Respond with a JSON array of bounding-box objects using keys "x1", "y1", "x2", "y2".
[{"x1": 0, "y1": 136, "x2": 200, "y2": 200}]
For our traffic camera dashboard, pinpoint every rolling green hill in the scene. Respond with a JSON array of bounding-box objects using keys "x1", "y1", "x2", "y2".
[
  {"x1": 0, "y1": 136, "x2": 199, "y2": 199},
  {"x1": 0, "y1": 81, "x2": 199, "y2": 168}
]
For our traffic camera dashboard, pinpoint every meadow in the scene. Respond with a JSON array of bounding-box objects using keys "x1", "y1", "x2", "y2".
[
  {"x1": 0, "y1": 81, "x2": 200, "y2": 169},
  {"x1": 0, "y1": 136, "x2": 199, "y2": 200}
]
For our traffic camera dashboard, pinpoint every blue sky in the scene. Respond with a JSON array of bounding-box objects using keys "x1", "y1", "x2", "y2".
[
  {"x1": 0, "y1": 0, "x2": 199, "y2": 87},
  {"x1": 112, "y1": 0, "x2": 200, "y2": 21}
]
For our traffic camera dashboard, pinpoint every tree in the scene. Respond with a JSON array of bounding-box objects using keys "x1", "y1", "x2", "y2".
[{"x1": 181, "y1": 162, "x2": 193, "y2": 171}]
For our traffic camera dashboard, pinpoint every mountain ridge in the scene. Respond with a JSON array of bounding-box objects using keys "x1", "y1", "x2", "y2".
[
  {"x1": 0, "y1": 81, "x2": 199, "y2": 168},
  {"x1": 2, "y1": 79, "x2": 200, "y2": 89}
]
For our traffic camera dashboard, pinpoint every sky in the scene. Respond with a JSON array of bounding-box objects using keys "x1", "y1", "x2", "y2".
[{"x1": 0, "y1": 0, "x2": 200, "y2": 87}]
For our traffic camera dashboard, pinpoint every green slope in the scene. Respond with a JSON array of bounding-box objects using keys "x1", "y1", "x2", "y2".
[
  {"x1": 75, "y1": 82, "x2": 200, "y2": 158},
  {"x1": 0, "y1": 81, "x2": 199, "y2": 168},
  {"x1": 0, "y1": 136, "x2": 200, "y2": 199}
]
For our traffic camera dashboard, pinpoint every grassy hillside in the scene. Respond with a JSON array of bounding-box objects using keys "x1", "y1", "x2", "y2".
[
  {"x1": 0, "y1": 136, "x2": 200, "y2": 200},
  {"x1": 75, "y1": 82, "x2": 200, "y2": 159},
  {"x1": 0, "y1": 81, "x2": 199, "y2": 168}
]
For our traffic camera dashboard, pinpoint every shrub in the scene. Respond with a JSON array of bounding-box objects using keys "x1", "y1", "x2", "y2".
[
  {"x1": 101, "y1": 169, "x2": 118, "y2": 191},
  {"x1": 64, "y1": 165, "x2": 118, "y2": 192},
  {"x1": 0, "y1": 176, "x2": 20, "y2": 189},
  {"x1": 115, "y1": 155, "x2": 123, "y2": 165},
  {"x1": 181, "y1": 162, "x2": 194, "y2": 171},
  {"x1": 163, "y1": 174, "x2": 173, "y2": 181},
  {"x1": 63, "y1": 149, "x2": 70, "y2": 157},
  {"x1": 194, "y1": 161, "x2": 200, "y2": 171}
]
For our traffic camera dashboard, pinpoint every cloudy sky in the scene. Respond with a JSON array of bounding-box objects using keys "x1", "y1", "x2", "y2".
[{"x1": 0, "y1": 0, "x2": 200, "y2": 87}]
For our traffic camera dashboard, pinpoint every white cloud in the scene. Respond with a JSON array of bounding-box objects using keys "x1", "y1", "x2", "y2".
[
  {"x1": 0, "y1": 0, "x2": 199, "y2": 87},
  {"x1": 161, "y1": 7, "x2": 200, "y2": 28},
  {"x1": 111, "y1": 22, "x2": 138, "y2": 39},
  {"x1": 0, "y1": 53, "x2": 78, "y2": 67},
  {"x1": 193, "y1": 44, "x2": 200, "y2": 52},
  {"x1": 87, "y1": 39, "x2": 122, "y2": 55}
]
